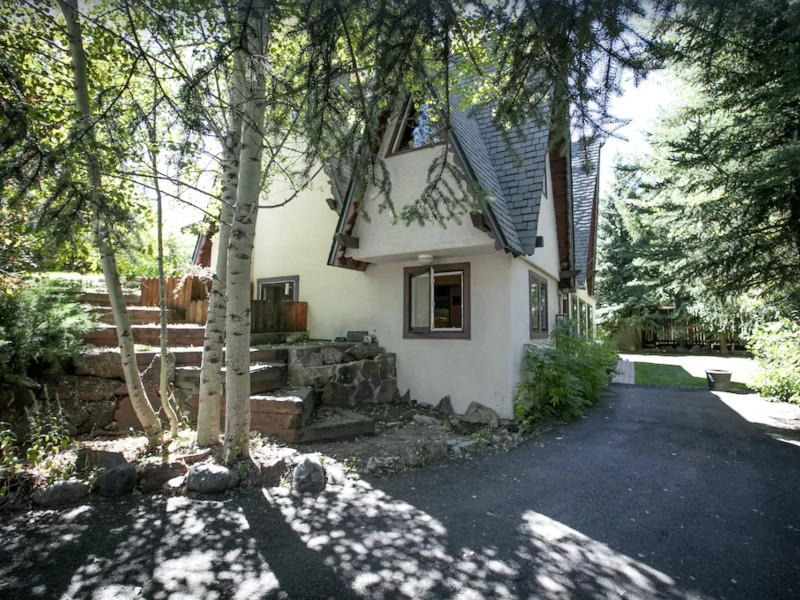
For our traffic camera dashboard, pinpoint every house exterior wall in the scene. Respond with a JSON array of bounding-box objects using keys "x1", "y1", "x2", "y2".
[
  {"x1": 363, "y1": 252, "x2": 516, "y2": 418},
  {"x1": 248, "y1": 173, "x2": 370, "y2": 339},
  {"x1": 350, "y1": 145, "x2": 495, "y2": 264}
]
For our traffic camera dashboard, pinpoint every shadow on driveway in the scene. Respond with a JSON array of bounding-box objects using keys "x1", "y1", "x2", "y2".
[{"x1": 1, "y1": 385, "x2": 798, "y2": 599}]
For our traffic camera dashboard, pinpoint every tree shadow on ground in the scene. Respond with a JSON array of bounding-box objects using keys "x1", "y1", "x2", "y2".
[{"x1": 1, "y1": 385, "x2": 798, "y2": 599}]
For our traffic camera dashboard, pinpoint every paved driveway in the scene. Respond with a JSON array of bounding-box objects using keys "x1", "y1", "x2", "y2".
[{"x1": 2, "y1": 385, "x2": 799, "y2": 599}]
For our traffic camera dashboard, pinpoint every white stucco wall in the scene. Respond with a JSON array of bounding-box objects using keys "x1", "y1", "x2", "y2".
[
  {"x1": 350, "y1": 145, "x2": 494, "y2": 264},
  {"x1": 242, "y1": 173, "x2": 371, "y2": 339}
]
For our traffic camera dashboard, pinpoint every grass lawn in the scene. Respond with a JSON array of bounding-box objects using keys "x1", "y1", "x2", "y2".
[{"x1": 621, "y1": 354, "x2": 756, "y2": 392}]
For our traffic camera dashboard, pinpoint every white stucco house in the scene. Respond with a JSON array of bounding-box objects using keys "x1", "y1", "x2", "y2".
[{"x1": 204, "y1": 98, "x2": 601, "y2": 420}]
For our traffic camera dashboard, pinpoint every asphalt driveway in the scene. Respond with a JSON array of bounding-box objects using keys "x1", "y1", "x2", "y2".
[{"x1": 2, "y1": 384, "x2": 799, "y2": 599}]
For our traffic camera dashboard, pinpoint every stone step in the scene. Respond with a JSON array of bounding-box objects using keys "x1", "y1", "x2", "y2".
[
  {"x1": 83, "y1": 324, "x2": 206, "y2": 347},
  {"x1": 94, "y1": 306, "x2": 187, "y2": 325},
  {"x1": 297, "y1": 408, "x2": 375, "y2": 443},
  {"x1": 134, "y1": 346, "x2": 287, "y2": 368},
  {"x1": 175, "y1": 362, "x2": 286, "y2": 395},
  {"x1": 80, "y1": 292, "x2": 141, "y2": 307}
]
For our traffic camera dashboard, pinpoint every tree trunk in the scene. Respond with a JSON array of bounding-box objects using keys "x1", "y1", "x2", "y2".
[
  {"x1": 153, "y1": 146, "x2": 180, "y2": 437},
  {"x1": 223, "y1": 1, "x2": 270, "y2": 463},
  {"x1": 58, "y1": 0, "x2": 162, "y2": 447},
  {"x1": 196, "y1": 54, "x2": 245, "y2": 447},
  {"x1": 719, "y1": 330, "x2": 729, "y2": 356}
]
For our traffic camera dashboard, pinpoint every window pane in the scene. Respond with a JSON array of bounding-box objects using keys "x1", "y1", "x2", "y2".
[
  {"x1": 579, "y1": 300, "x2": 587, "y2": 336},
  {"x1": 432, "y1": 271, "x2": 463, "y2": 330},
  {"x1": 260, "y1": 281, "x2": 294, "y2": 302},
  {"x1": 531, "y1": 282, "x2": 540, "y2": 333},
  {"x1": 397, "y1": 103, "x2": 444, "y2": 151},
  {"x1": 540, "y1": 282, "x2": 548, "y2": 331},
  {"x1": 410, "y1": 272, "x2": 431, "y2": 329}
]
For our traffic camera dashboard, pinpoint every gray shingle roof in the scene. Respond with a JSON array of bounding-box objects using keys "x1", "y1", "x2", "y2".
[
  {"x1": 449, "y1": 102, "x2": 550, "y2": 256},
  {"x1": 570, "y1": 140, "x2": 600, "y2": 286}
]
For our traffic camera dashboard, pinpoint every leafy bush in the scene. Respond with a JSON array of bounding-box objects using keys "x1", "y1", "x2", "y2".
[
  {"x1": 747, "y1": 318, "x2": 800, "y2": 403},
  {"x1": 515, "y1": 321, "x2": 618, "y2": 430},
  {"x1": 0, "y1": 277, "x2": 97, "y2": 384}
]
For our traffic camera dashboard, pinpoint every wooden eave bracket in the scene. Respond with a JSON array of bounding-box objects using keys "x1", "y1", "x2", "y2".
[{"x1": 333, "y1": 232, "x2": 359, "y2": 249}]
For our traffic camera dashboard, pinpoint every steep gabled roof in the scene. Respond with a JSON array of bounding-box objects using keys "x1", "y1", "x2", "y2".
[
  {"x1": 448, "y1": 101, "x2": 552, "y2": 256},
  {"x1": 326, "y1": 97, "x2": 556, "y2": 267},
  {"x1": 570, "y1": 140, "x2": 600, "y2": 287}
]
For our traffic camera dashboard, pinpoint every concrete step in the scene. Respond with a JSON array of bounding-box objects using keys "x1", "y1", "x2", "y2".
[
  {"x1": 175, "y1": 362, "x2": 286, "y2": 395},
  {"x1": 297, "y1": 408, "x2": 375, "y2": 443},
  {"x1": 94, "y1": 306, "x2": 187, "y2": 325},
  {"x1": 80, "y1": 292, "x2": 141, "y2": 307},
  {"x1": 83, "y1": 324, "x2": 206, "y2": 347}
]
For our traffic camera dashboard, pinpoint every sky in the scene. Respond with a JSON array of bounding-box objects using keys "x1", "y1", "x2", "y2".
[{"x1": 598, "y1": 70, "x2": 678, "y2": 197}]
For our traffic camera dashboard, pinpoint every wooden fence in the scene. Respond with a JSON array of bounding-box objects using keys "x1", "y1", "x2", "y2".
[
  {"x1": 250, "y1": 301, "x2": 308, "y2": 333},
  {"x1": 139, "y1": 277, "x2": 307, "y2": 332},
  {"x1": 140, "y1": 276, "x2": 210, "y2": 310}
]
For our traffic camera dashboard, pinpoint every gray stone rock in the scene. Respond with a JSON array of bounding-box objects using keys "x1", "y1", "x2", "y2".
[
  {"x1": 290, "y1": 350, "x2": 323, "y2": 368},
  {"x1": 413, "y1": 414, "x2": 441, "y2": 427},
  {"x1": 45, "y1": 375, "x2": 122, "y2": 402},
  {"x1": 400, "y1": 390, "x2": 411, "y2": 404},
  {"x1": 369, "y1": 334, "x2": 379, "y2": 344},
  {"x1": 75, "y1": 449, "x2": 127, "y2": 474},
  {"x1": 186, "y1": 464, "x2": 240, "y2": 494},
  {"x1": 138, "y1": 462, "x2": 188, "y2": 493},
  {"x1": 436, "y1": 395, "x2": 454, "y2": 415},
  {"x1": 62, "y1": 398, "x2": 118, "y2": 437},
  {"x1": 249, "y1": 456, "x2": 291, "y2": 488},
  {"x1": 375, "y1": 379, "x2": 398, "y2": 403},
  {"x1": 292, "y1": 455, "x2": 326, "y2": 494},
  {"x1": 95, "y1": 463, "x2": 138, "y2": 497},
  {"x1": 321, "y1": 381, "x2": 351, "y2": 407},
  {"x1": 375, "y1": 353, "x2": 397, "y2": 379},
  {"x1": 365, "y1": 456, "x2": 383, "y2": 474},
  {"x1": 334, "y1": 336, "x2": 347, "y2": 343},
  {"x1": 320, "y1": 346, "x2": 345, "y2": 365},
  {"x1": 289, "y1": 364, "x2": 335, "y2": 388},
  {"x1": 360, "y1": 360, "x2": 381, "y2": 388},
  {"x1": 141, "y1": 352, "x2": 176, "y2": 386},
  {"x1": 73, "y1": 351, "x2": 124, "y2": 380},
  {"x1": 354, "y1": 379, "x2": 376, "y2": 403},
  {"x1": 346, "y1": 330, "x2": 369, "y2": 343},
  {"x1": 345, "y1": 344, "x2": 370, "y2": 361},
  {"x1": 335, "y1": 362, "x2": 362, "y2": 386},
  {"x1": 285, "y1": 332, "x2": 309, "y2": 344},
  {"x1": 32, "y1": 479, "x2": 89, "y2": 507},
  {"x1": 461, "y1": 402, "x2": 500, "y2": 428}
]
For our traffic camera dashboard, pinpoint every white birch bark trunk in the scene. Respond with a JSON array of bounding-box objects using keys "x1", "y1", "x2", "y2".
[
  {"x1": 196, "y1": 56, "x2": 245, "y2": 447},
  {"x1": 223, "y1": 1, "x2": 269, "y2": 462},
  {"x1": 58, "y1": 0, "x2": 162, "y2": 447}
]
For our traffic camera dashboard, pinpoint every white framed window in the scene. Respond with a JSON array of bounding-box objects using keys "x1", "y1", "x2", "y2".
[{"x1": 404, "y1": 263, "x2": 470, "y2": 339}]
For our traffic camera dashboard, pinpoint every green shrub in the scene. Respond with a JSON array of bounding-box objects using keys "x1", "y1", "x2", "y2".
[
  {"x1": 747, "y1": 318, "x2": 800, "y2": 403},
  {"x1": 0, "y1": 277, "x2": 97, "y2": 384},
  {"x1": 515, "y1": 320, "x2": 618, "y2": 430}
]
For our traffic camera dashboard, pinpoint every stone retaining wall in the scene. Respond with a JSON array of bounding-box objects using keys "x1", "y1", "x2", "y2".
[{"x1": 287, "y1": 343, "x2": 399, "y2": 407}]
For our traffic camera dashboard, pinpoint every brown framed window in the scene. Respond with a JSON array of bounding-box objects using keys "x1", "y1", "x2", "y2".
[
  {"x1": 256, "y1": 276, "x2": 299, "y2": 302},
  {"x1": 579, "y1": 299, "x2": 587, "y2": 336},
  {"x1": 389, "y1": 99, "x2": 445, "y2": 155},
  {"x1": 403, "y1": 263, "x2": 470, "y2": 339},
  {"x1": 530, "y1": 272, "x2": 548, "y2": 337}
]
